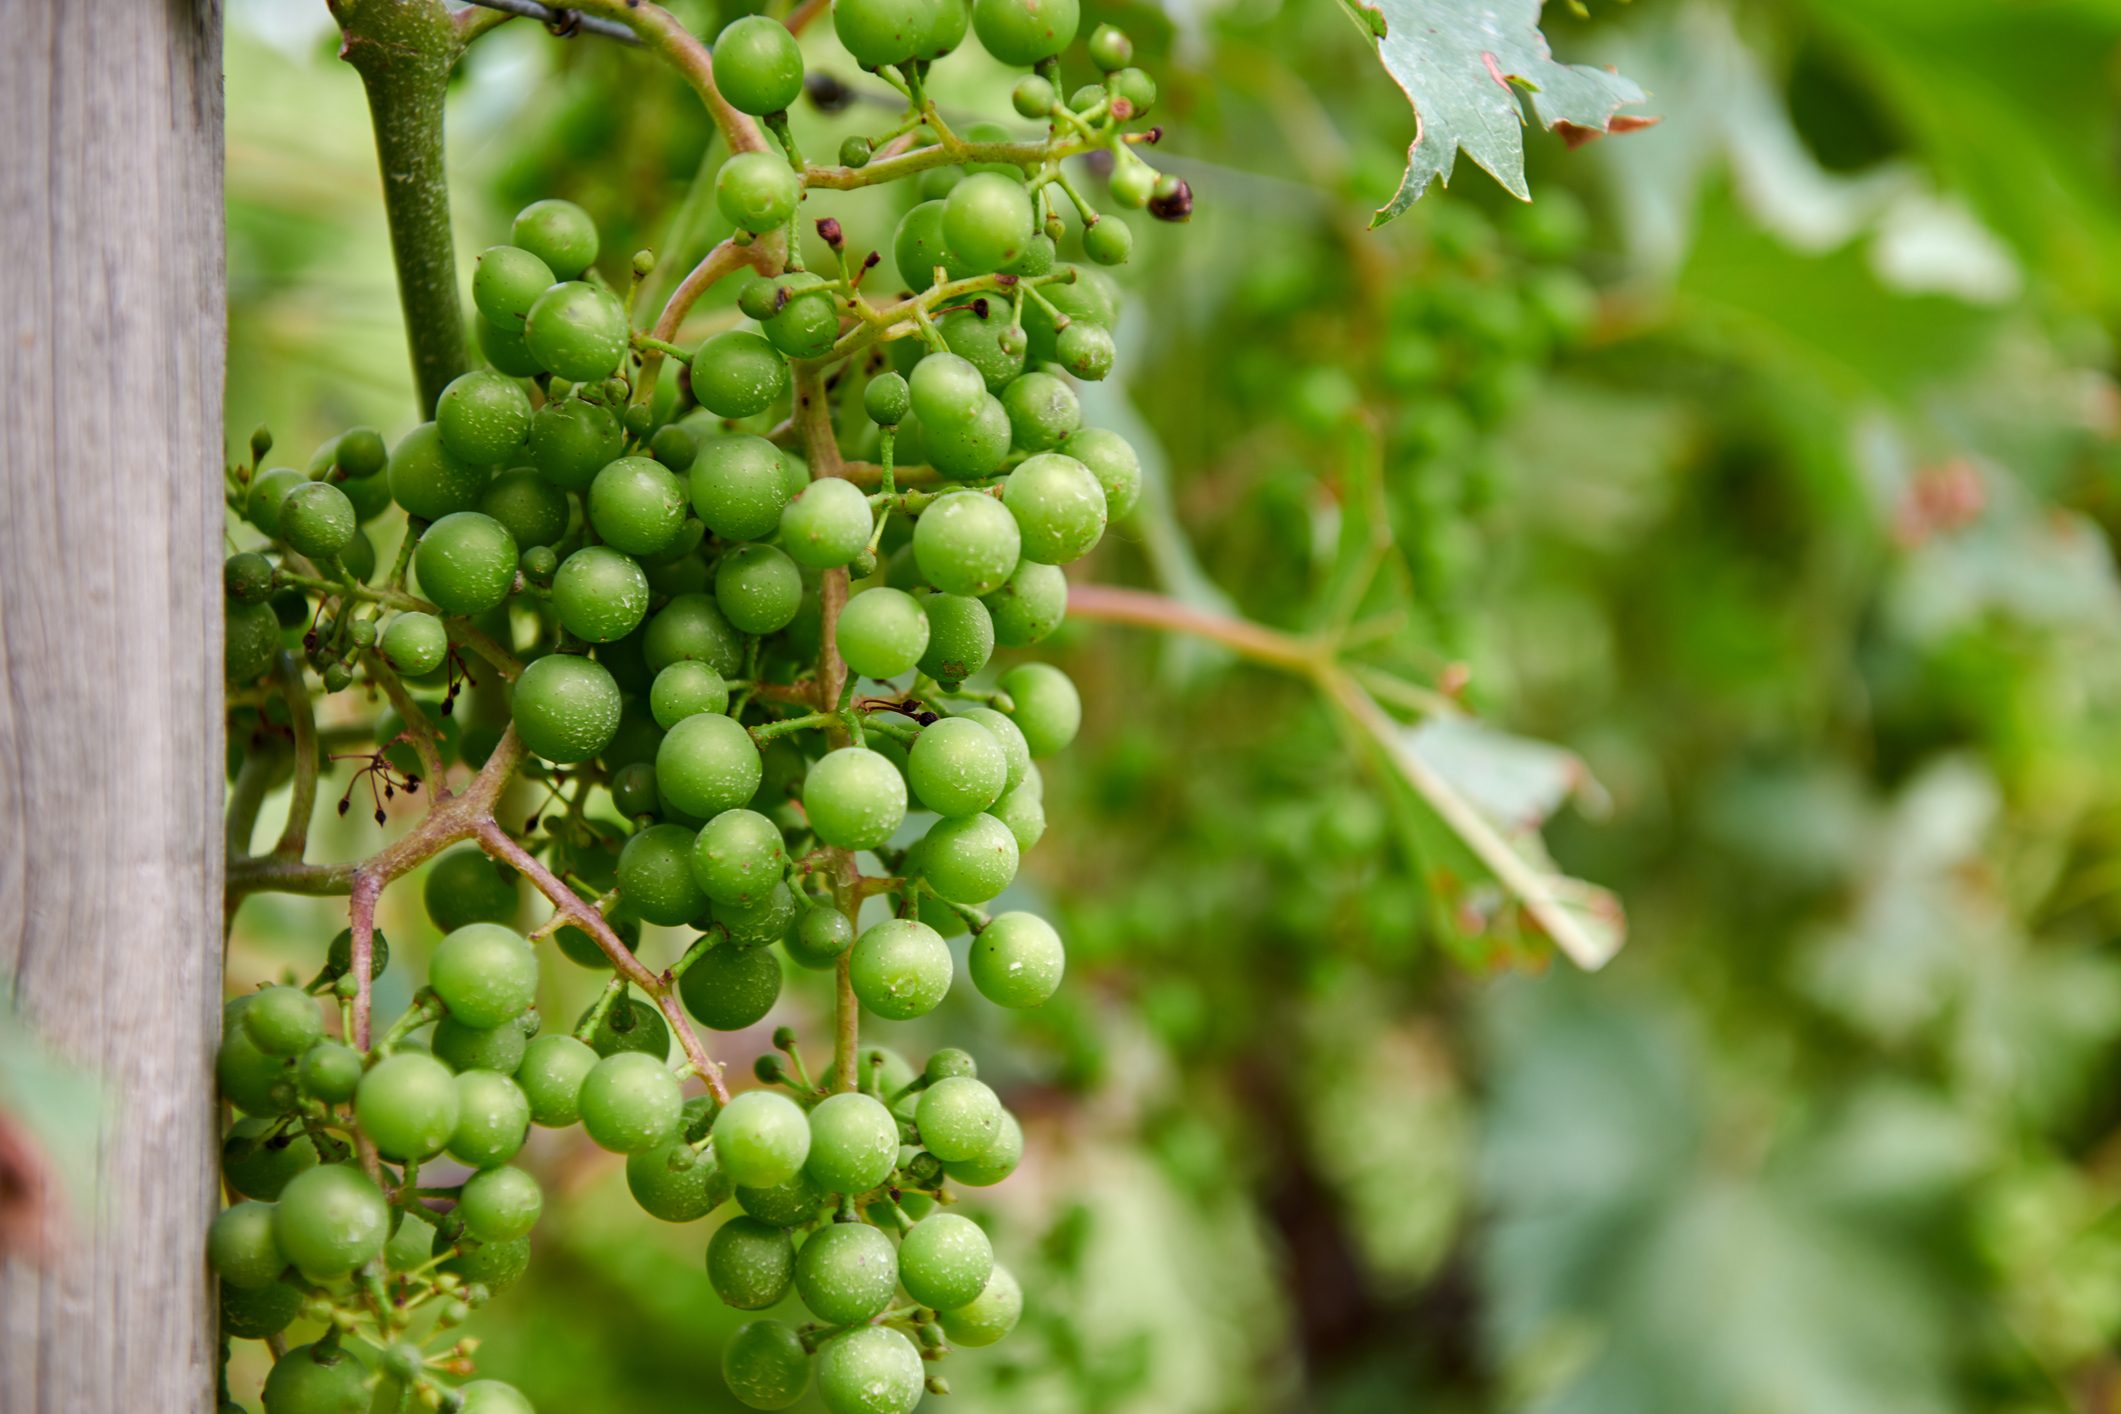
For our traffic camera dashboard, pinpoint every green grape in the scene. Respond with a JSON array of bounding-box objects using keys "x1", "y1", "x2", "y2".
[
  {"x1": 1057, "y1": 426, "x2": 1140, "y2": 519},
  {"x1": 224, "y1": 551, "x2": 275, "y2": 605},
  {"x1": 916, "y1": 594, "x2": 993, "y2": 686},
  {"x1": 805, "y1": 1092, "x2": 898, "y2": 1195},
  {"x1": 954, "y1": 707, "x2": 1028, "y2": 790},
  {"x1": 657, "y1": 711, "x2": 764, "y2": 819},
  {"x1": 943, "y1": 172, "x2": 1035, "y2": 273},
  {"x1": 907, "y1": 716, "x2": 1007, "y2": 817},
  {"x1": 552, "y1": 545, "x2": 651, "y2": 643},
  {"x1": 914, "y1": 491, "x2": 1020, "y2": 595},
  {"x1": 458, "y1": 1164, "x2": 543, "y2": 1242},
  {"x1": 679, "y1": 943, "x2": 783, "y2": 1030},
  {"x1": 1011, "y1": 73, "x2": 1055, "y2": 118},
  {"x1": 652, "y1": 423, "x2": 699, "y2": 471},
  {"x1": 1003, "y1": 451, "x2": 1105, "y2": 562},
  {"x1": 518, "y1": 1034, "x2": 598, "y2": 1127},
  {"x1": 802, "y1": 747, "x2": 908, "y2": 850},
  {"x1": 424, "y1": 845, "x2": 520, "y2": 931},
  {"x1": 865, "y1": 371, "x2": 910, "y2": 426},
  {"x1": 999, "y1": 661, "x2": 1079, "y2": 755},
  {"x1": 969, "y1": 910, "x2": 1063, "y2": 1006},
  {"x1": 761, "y1": 273, "x2": 842, "y2": 360},
  {"x1": 833, "y1": 0, "x2": 927, "y2": 69},
  {"x1": 692, "y1": 330, "x2": 790, "y2": 419},
  {"x1": 899, "y1": 1212, "x2": 993, "y2": 1310},
  {"x1": 457, "y1": 1381, "x2": 536, "y2": 1414},
  {"x1": 618, "y1": 823, "x2": 711, "y2": 925},
  {"x1": 972, "y1": 0, "x2": 1077, "y2": 63},
  {"x1": 796, "y1": 1220, "x2": 898, "y2": 1324},
  {"x1": 218, "y1": 1002, "x2": 296, "y2": 1115},
  {"x1": 708, "y1": 1214, "x2": 797, "y2": 1310},
  {"x1": 715, "y1": 882, "x2": 800, "y2": 950},
  {"x1": 999, "y1": 372, "x2": 1080, "y2": 452},
  {"x1": 1083, "y1": 212, "x2": 1133, "y2": 266},
  {"x1": 437, "y1": 370, "x2": 534, "y2": 465},
  {"x1": 837, "y1": 587, "x2": 930, "y2": 679},
  {"x1": 1108, "y1": 155, "x2": 1154, "y2": 208},
  {"x1": 430, "y1": 923, "x2": 539, "y2": 1029},
  {"x1": 909, "y1": 353, "x2": 987, "y2": 430},
  {"x1": 717, "y1": 152, "x2": 801, "y2": 234},
  {"x1": 389, "y1": 423, "x2": 488, "y2": 521},
  {"x1": 356, "y1": 1052, "x2": 459, "y2": 1161},
  {"x1": 337, "y1": 425, "x2": 388, "y2": 478},
  {"x1": 939, "y1": 1263, "x2": 1020, "y2": 1346},
  {"x1": 712, "y1": 1089, "x2": 811, "y2": 1188},
  {"x1": 714, "y1": 14, "x2": 806, "y2": 115},
  {"x1": 627, "y1": 1138, "x2": 732, "y2": 1222},
  {"x1": 692, "y1": 434, "x2": 793, "y2": 541},
  {"x1": 892, "y1": 200, "x2": 975, "y2": 288},
  {"x1": 578, "y1": 1051, "x2": 683, "y2": 1153},
  {"x1": 582, "y1": 994, "x2": 671, "y2": 1059},
  {"x1": 511, "y1": 198, "x2": 600, "y2": 280},
  {"x1": 479, "y1": 467, "x2": 570, "y2": 549},
  {"x1": 298, "y1": 1040, "x2": 364, "y2": 1107},
  {"x1": 941, "y1": 1107, "x2": 1021, "y2": 1186},
  {"x1": 1087, "y1": 20, "x2": 1131, "y2": 68},
  {"x1": 989, "y1": 773, "x2": 1045, "y2": 851},
  {"x1": 1055, "y1": 319, "x2": 1115, "y2": 380},
  {"x1": 324, "y1": 926, "x2": 391, "y2": 983},
  {"x1": 261, "y1": 1342, "x2": 369, "y2": 1414},
  {"x1": 272, "y1": 1165, "x2": 389, "y2": 1280},
  {"x1": 980, "y1": 560, "x2": 1065, "y2": 646},
  {"x1": 473, "y1": 244, "x2": 556, "y2": 333},
  {"x1": 243, "y1": 984, "x2": 322, "y2": 1057},
  {"x1": 787, "y1": 906, "x2": 856, "y2": 969},
  {"x1": 221, "y1": 1278, "x2": 302, "y2": 1342},
  {"x1": 224, "y1": 599, "x2": 281, "y2": 684},
  {"x1": 279, "y1": 481, "x2": 357, "y2": 561},
  {"x1": 587, "y1": 455, "x2": 689, "y2": 557},
  {"x1": 692, "y1": 808, "x2": 789, "y2": 906},
  {"x1": 528, "y1": 396, "x2": 623, "y2": 491},
  {"x1": 919, "y1": 0, "x2": 971, "y2": 58},
  {"x1": 738, "y1": 1167, "x2": 827, "y2": 1228},
  {"x1": 650, "y1": 661, "x2": 731, "y2": 730},
  {"x1": 722, "y1": 1320, "x2": 811, "y2": 1410},
  {"x1": 209, "y1": 1200, "x2": 286, "y2": 1289},
  {"x1": 643, "y1": 592, "x2": 745, "y2": 677},
  {"x1": 1022, "y1": 263, "x2": 1118, "y2": 364},
  {"x1": 525, "y1": 281, "x2": 628, "y2": 383},
  {"x1": 939, "y1": 307, "x2": 1027, "y2": 393},
  {"x1": 849, "y1": 918, "x2": 952, "y2": 1020},
  {"x1": 815, "y1": 1326, "x2": 924, "y2": 1414},
  {"x1": 914, "y1": 1075, "x2": 1000, "y2": 1161},
  {"x1": 449, "y1": 1070, "x2": 532, "y2": 1168},
  {"x1": 432, "y1": 1016, "x2": 527, "y2": 1077},
  {"x1": 511, "y1": 652, "x2": 623, "y2": 764},
  {"x1": 920, "y1": 812, "x2": 1019, "y2": 903},
  {"x1": 479, "y1": 310, "x2": 544, "y2": 378},
  {"x1": 1005, "y1": 232, "x2": 1057, "y2": 279},
  {"x1": 779, "y1": 477, "x2": 872, "y2": 569},
  {"x1": 414, "y1": 512, "x2": 518, "y2": 615},
  {"x1": 245, "y1": 465, "x2": 306, "y2": 536},
  {"x1": 716, "y1": 543, "x2": 804, "y2": 634},
  {"x1": 1111, "y1": 66, "x2": 1157, "y2": 117},
  {"x1": 920, "y1": 395, "x2": 1014, "y2": 480}
]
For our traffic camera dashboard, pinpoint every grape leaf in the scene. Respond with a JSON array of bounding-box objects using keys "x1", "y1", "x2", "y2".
[{"x1": 1340, "y1": 0, "x2": 1651, "y2": 225}]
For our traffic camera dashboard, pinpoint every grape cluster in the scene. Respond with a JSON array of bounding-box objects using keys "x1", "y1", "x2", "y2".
[{"x1": 218, "y1": 4, "x2": 1178, "y2": 1410}]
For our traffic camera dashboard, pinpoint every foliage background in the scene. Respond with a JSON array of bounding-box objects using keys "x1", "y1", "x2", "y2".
[{"x1": 224, "y1": 0, "x2": 2121, "y2": 1408}]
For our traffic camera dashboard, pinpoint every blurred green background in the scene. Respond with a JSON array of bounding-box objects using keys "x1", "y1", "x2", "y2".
[{"x1": 224, "y1": 0, "x2": 2121, "y2": 1408}]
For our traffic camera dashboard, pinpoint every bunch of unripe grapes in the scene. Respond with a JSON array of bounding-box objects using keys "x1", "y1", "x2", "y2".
[{"x1": 218, "y1": 3, "x2": 1175, "y2": 1410}]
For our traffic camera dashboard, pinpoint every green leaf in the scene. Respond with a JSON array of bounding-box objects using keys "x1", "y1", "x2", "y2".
[{"x1": 1342, "y1": 0, "x2": 1650, "y2": 224}]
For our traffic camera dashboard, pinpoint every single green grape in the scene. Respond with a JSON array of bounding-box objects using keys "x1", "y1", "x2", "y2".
[
  {"x1": 969, "y1": 910, "x2": 1064, "y2": 1007},
  {"x1": 1012, "y1": 72, "x2": 1056, "y2": 118},
  {"x1": 805, "y1": 1092, "x2": 898, "y2": 1196},
  {"x1": 244, "y1": 465, "x2": 306, "y2": 537},
  {"x1": 414, "y1": 512, "x2": 518, "y2": 616},
  {"x1": 716, "y1": 543, "x2": 804, "y2": 634},
  {"x1": 224, "y1": 551, "x2": 274, "y2": 605},
  {"x1": 209, "y1": 1200, "x2": 286, "y2": 1290},
  {"x1": 656, "y1": 711, "x2": 764, "y2": 819},
  {"x1": 1058, "y1": 426, "x2": 1141, "y2": 519},
  {"x1": 922, "y1": 395, "x2": 1013, "y2": 480},
  {"x1": 943, "y1": 171, "x2": 1035, "y2": 273},
  {"x1": 423, "y1": 845, "x2": 520, "y2": 932},
  {"x1": 432, "y1": 1016, "x2": 527, "y2": 1077},
  {"x1": 478, "y1": 309, "x2": 544, "y2": 378},
  {"x1": 941, "y1": 1106, "x2": 1022, "y2": 1186},
  {"x1": 279, "y1": 481, "x2": 357, "y2": 560},
  {"x1": 761, "y1": 273, "x2": 841, "y2": 360},
  {"x1": 337, "y1": 425, "x2": 389, "y2": 478},
  {"x1": 737, "y1": 1167, "x2": 827, "y2": 1228},
  {"x1": 678, "y1": 944, "x2": 783, "y2": 1030},
  {"x1": 1088, "y1": 20, "x2": 1132, "y2": 69},
  {"x1": 525, "y1": 281, "x2": 628, "y2": 383},
  {"x1": 437, "y1": 369, "x2": 534, "y2": 465},
  {"x1": 919, "y1": 812, "x2": 1019, "y2": 903},
  {"x1": 518, "y1": 1034, "x2": 599, "y2": 1127},
  {"x1": 980, "y1": 560, "x2": 1066, "y2": 646},
  {"x1": 218, "y1": 997, "x2": 295, "y2": 1114},
  {"x1": 582, "y1": 994, "x2": 672, "y2": 1060},
  {"x1": 472, "y1": 244, "x2": 556, "y2": 333},
  {"x1": 272, "y1": 1165, "x2": 389, "y2": 1280},
  {"x1": 914, "y1": 1075, "x2": 1000, "y2": 1161},
  {"x1": 261, "y1": 1342, "x2": 370, "y2": 1414},
  {"x1": 691, "y1": 808, "x2": 789, "y2": 906},
  {"x1": 779, "y1": 477, "x2": 872, "y2": 569},
  {"x1": 650, "y1": 661, "x2": 730, "y2": 730},
  {"x1": 899, "y1": 1212, "x2": 994, "y2": 1310},
  {"x1": 907, "y1": 716, "x2": 1007, "y2": 817},
  {"x1": 356, "y1": 1052, "x2": 460, "y2": 1161},
  {"x1": 618, "y1": 822, "x2": 711, "y2": 925},
  {"x1": 552, "y1": 545, "x2": 651, "y2": 644},
  {"x1": 916, "y1": 593, "x2": 994, "y2": 687},
  {"x1": 1002, "y1": 451, "x2": 1106, "y2": 563},
  {"x1": 220, "y1": 1279, "x2": 302, "y2": 1343},
  {"x1": 512, "y1": 197, "x2": 600, "y2": 280},
  {"x1": 1108, "y1": 154, "x2": 1155, "y2": 208},
  {"x1": 816, "y1": 1326, "x2": 924, "y2": 1414},
  {"x1": 972, "y1": 0, "x2": 1077, "y2": 63},
  {"x1": 714, "y1": 14, "x2": 806, "y2": 115},
  {"x1": 652, "y1": 423, "x2": 698, "y2": 471},
  {"x1": 999, "y1": 660, "x2": 1080, "y2": 755},
  {"x1": 954, "y1": 706, "x2": 1028, "y2": 791},
  {"x1": 713, "y1": 882, "x2": 800, "y2": 951},
  {"x1": 242, "y1": 984, "x2": 322, "y2": 1057},
  {"x1": 1111, "y1": 66, "x2": 1157, "y2": 117},
  {"x1": 989, "y1": 773, "x2": 1046, "y2": 851},
  {"x1": 430, "y1": 923, "x2": 539, "y2": 1029},
  {"x1": 708, "y1": 1214, "x2": 797, "y2": 1310},
  {"x1": 224, "y1": 600, "x2": 280, "y2": 685},
  {"x1": 1056, "y1": 319, "x2": 1116, "y2": 380},
  {"x1": 849, "y1": 917, "x2": 952, "y2": 1020},
  {"x1": 833, "y1": 0, "x2": 928, "y2": 69},
  {"x1": 909, "y1": 353, "x2": 988, "y2": 430},
  {"x1": 837, "y1": 587, "x2": 930, "y2": 680},
  {"x1": 864, "y1": 371, "x2": 910, "y2": 426},
  {"x1": 528, "y1": 396, "x2": 623, "y2": 492},
  {"x1": 643, "y1": 592, "x2": 745, "y2": 677},
  {"x1": 588, "y1": 456, "x2": 690, "y2": 557},
  {"x1": 998, "y1": 371, "x2": 1080, "y2": 452},
  {"x1": 787, "y1": 906, "x2": 856, "y2": 969},
  {"x1": 692, "y1": 434, "x2": 794, "y2": 541},
  {"x1": 627, "y1": 1138, "x2": 732, "y2": 1223},
  {"x1": 297, "y1": 1041, "x2": 364, "y2": 1107},
  {"x1": 939, "y1": 307, "x2": 1028, "y2": 393},
  {"x1": 458, "y1": 1164, "x2": 543, "y2": 1242},
  {"x1": 919, "y1": 0, "x2": 970, "y2": 58},
  {"x1": 802, "y1": 748, "x2": 909, "y2": 850},
  {"x1": 578, "y1": 1051, "x2": 683, "y2": 1154},
  {"x1": 914, "y1": 491, "x2": 1020, "y2": 596},
  {"x1": 435, "y1": 1230, "x2": 533, "y2": 1294},
  {"x1": 722, "y1": 1319, "x2": 811, "y2": 1411},
  {"x1": 479, "y1": 467, "x2": 569, "y2": 550},
  {"x1": 389, "y1": 423, "x2": 489, "y2": 521},
  {"x1": 1083, "y1": 213, "x2": 1134, "y2": 266},
  {"x1": 692, "y1": 330, "x2": 790, "y2": 419},
  {"x1": 511, "y1": 652, "x2": 623, "y2": 764},
  {"x1": 795, "y1": 1220, "x2": 898, "y2": 1325},
  {"x1": 449, "y1": 1070, "x2": 532, "y2": 1169},
  {"x1": 893, "y1": 200, "x2": 976, "y2": 288},
  {"x1": 712, "y1": 1089, "x2": 811, "y2": 1189},
  {"x1": 939, "y1": 1263, "x2": 1021, "y2": 1345},
  {"x1": 717, "y1": 152, "x2": 802, "y2": 235},
  {"x1": 457, "y1": 1380, "x2": 537, "y2": 1414}
]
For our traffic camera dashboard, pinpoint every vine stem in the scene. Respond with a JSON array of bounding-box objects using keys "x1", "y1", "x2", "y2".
[
  {"x1": 271, "y1": 652, "x2": 321, "y2": 860},
  {"x1": 634, "y1": 236, "x2": 782, "y2": 408}
]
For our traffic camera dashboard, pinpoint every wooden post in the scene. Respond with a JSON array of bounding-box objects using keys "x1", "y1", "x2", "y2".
[{"x1": 0, "y1": 2, "x2": 226, "y2": 1409}]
